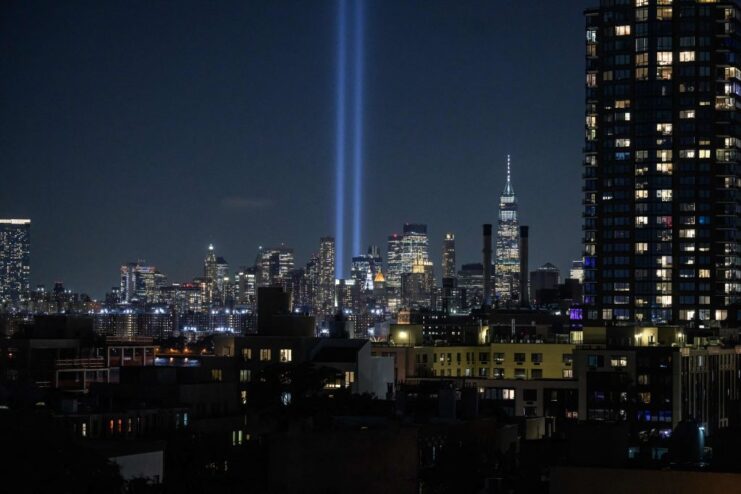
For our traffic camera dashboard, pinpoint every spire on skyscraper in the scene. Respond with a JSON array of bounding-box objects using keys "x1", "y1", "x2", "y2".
[{"x1": 503, "y1": 154, "x2": 515, "y2": 196}]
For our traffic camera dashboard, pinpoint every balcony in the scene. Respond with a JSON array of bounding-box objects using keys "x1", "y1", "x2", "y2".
[{"x1": 55, "y1": 357, "x2": 106, "y2": 369}]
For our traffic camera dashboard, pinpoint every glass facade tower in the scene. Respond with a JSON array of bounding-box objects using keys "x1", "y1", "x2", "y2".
[
  {"x1": 0, "y1": 219, "x2": 31, "y2": 305},
  {"x1": 495, "y1": 156, "x2": 521, "y2": 303},
  {"x1": 583, "y1": 0, "x2": 741, "y2": 325}
]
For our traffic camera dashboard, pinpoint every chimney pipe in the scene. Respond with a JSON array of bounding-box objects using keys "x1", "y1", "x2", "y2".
[
  {"x1": 483, "y1": 224, "x2": 492, "y2": 307},
  {"x1": 519, "y1": 225, "x2": 529, "y2": 307}
]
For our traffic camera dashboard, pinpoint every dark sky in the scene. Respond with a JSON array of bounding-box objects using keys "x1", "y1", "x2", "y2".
[{"x1": 1, "y1": 0, "x2": 593, "y2": 298}]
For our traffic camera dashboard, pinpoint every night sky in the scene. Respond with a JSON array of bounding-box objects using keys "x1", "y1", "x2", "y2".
[{"x1": 1, "y1": 0, "x2": 592, "y2": 298}]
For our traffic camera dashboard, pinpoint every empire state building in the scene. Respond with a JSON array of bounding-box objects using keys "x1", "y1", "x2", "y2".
[{"x1": 495, "y1": 155, "x2": 520, "y2": 303}]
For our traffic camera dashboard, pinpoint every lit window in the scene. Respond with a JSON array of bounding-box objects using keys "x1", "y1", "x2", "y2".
[
  {"x1": 260, "y1": 349, "x2": 271, "y2": 361},
  {"x1": 657, "y1": 51, "x2": 673, "y2": 66},
  {"x1": 211, "y1": 369, "x2": 223, "y2": 381},
  {"x1": 615, "y1": 25, "x2": 631, "y2": 36},
  {"x1": 610, "y1": 356, "x2": 628, "y2": 368},
  {"x1": 656, "y1": 269, "x2": 671, "y2": 280},
  {"x1": 699, "y1": 269, "x2": 711, "y2": 278},
  {"x1": 503, "y1": 389, "x2": 515, "y2": 400},
  {"x1": 635, "y1": 243, "x2": 648, "y2": 254},
  {"x1": 656, "y1": 67, "x2": 672, "y2": 80},
  {"x1": 680, "y1": 109, "x2": 695, "y2": 119},
  {"x1": 242, "y1": 348, "x2": 252, "y2": 361},
  {"x1": 239, "y1": 369, "x2": 251, "y2": 382},
  {"x1": 656, "y1": 123, "x2": 672, "y2": 135},
  {"x1": 233, "y1": 430, "x2": 244, "y2": 446},
  {"x1": 657, "y1": 190, "x2": 673, "y2": 202},
  {"x1": 344, "y1": 371, "x2": 355, "y2": 387},
  {"x1": 279, "y1": 349, "x2": 292, "y2": 362},
  {"x1": 616, "y1": 138, "x2": 631, "y2": 147},
  {"x1": 656, "y1": 7, "x2": 672, "y2": 20},
  {"x1": 615, "y1": 99, "x2": 631, "y2": 109},
  {"x1": 679, "y1": 51, "x2": 695, "y2": 62},
  {"x1": 657, "y1": 163, "x2": 673, "y2": 174}
]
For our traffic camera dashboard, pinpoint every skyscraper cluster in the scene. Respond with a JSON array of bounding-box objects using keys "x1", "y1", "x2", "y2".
[{"x1": 0, "y1": 156, "x2": 543, "y2": 330}]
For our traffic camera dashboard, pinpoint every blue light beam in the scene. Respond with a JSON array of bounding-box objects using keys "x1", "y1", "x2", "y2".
[
  {"x1": 334, "y1": 0, "x2": 348, "y2": 278},
  {"x1": 351, "y1": 0, "x2": 364, "y2": 257}
]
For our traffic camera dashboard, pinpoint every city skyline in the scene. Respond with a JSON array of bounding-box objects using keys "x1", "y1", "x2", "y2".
[
  {"x1": 5, "y1": 2, "x2": 741, "y2": 492},
  {"x1": 0, "y1": 0, "x2": 590, "y2": 297}
]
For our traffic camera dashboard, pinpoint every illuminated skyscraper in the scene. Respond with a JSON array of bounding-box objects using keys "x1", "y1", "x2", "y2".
[
  {"x1": 400, "y1": 223, "x2": 429, "y2": 274},
  {"x1": 236, "y1": 266, "x2": 257, "y2": 308},
  {"x1": 203, "y1": 244, "x2": 218, "y2": 304},
  {"x1": 386, "y1": 233, "x2": 403, "y2": 289},
  {"x1": 203, "y1": 244, "x2": 229, "y2": 305},
  {"x1": 0, "y1": 219, "x2": 31, "y2": 305},
  {"x1": 441, "y1": 233, "x2": 457, "y2": 314},
  {"x1": 584, "y1": 1, "x2": 741, "y2": 324},
  {"x1": 204, "y1": 244, "x2": 217, "y2": 280},
  {"x1": 495, "y1": 155, "x2": 520, "y2": 303},
  {"x1": 215, "y1": 256, "x2": 229, "y2": 297},
  {"x1": 351, "y1": 245, "x2": 382, "y2": 292},
  {"x1": 401, "y1": 255, "x2": 434, "y2": 310},
  {"x1": 317, "y1": 237, "x2": 336, "y2": 319},
  {"x1": 256, "y1": 245, "x2": 295, "y2": 287},
  {"x1": 442, "y1": 233, "x2": 456, "y2": 280},
  {"x1": 458, "y1": 263, "x2": 484, "y2": 312},
  {"x1": 120, "y1": 261, "x2": 167, "y2": 304}
]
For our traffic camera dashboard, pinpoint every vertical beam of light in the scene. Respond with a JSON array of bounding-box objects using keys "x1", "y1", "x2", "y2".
[
  {"x1": 351, "y1": 0, "x2": 364, "y2": 257},
  {"x1": 335, "y1": 0, "x2": 347, "y2": 279}
]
